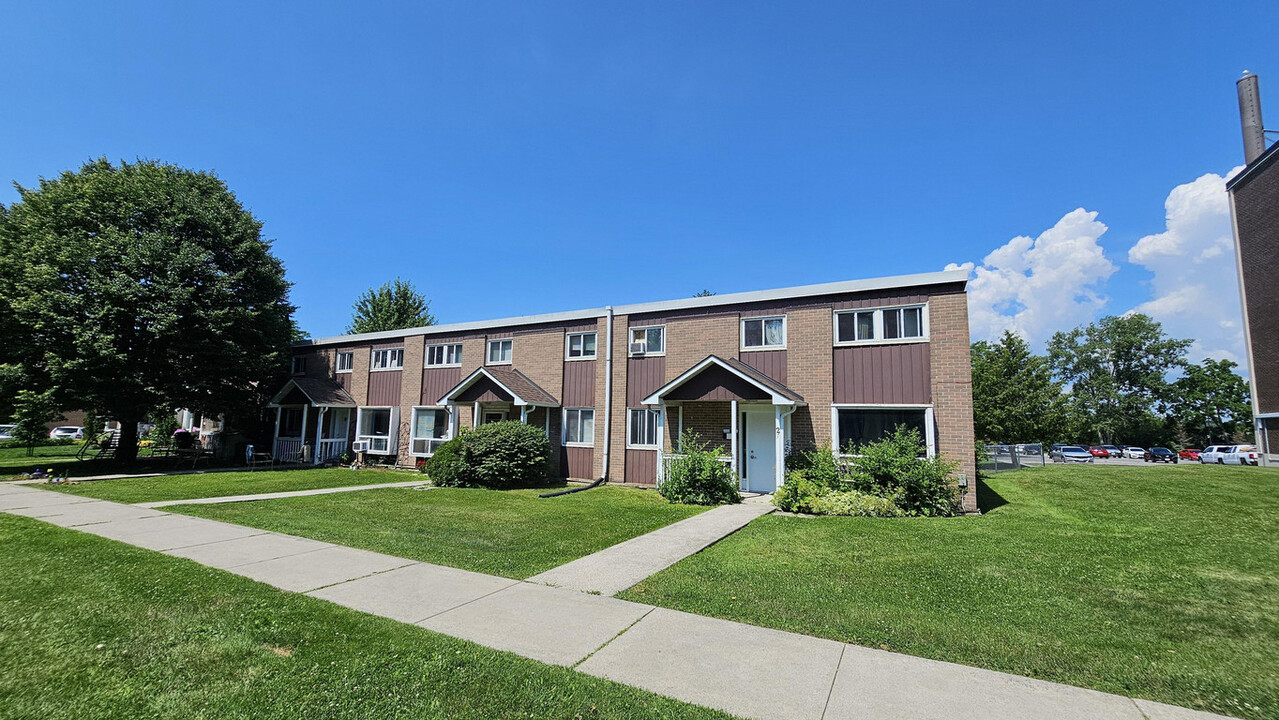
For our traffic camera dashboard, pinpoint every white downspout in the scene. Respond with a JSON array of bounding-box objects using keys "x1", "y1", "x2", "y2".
[{"x1": 602, "y1": 306, "x2": 614, "y2": 480}]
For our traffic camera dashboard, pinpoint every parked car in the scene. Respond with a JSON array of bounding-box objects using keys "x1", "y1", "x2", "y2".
[
  {"x1": 0, "y1": 424, "x2": 14, "y2": 441},
  {"x1": 1015, "y1": 443, "x2": 1042, "y2": 456},
  {"x1": 1143, "y1": 447, "x2": 1178, "y2": 463},
  {"x1": 1225, "y1": 445, "x2": 1260, "y2": 466},
  {"x1": 1088, "y1": 446, "x2": 1110, "y2": 458},
  {"x1": 1122, "y1": 446, "x2": 1145, "y2": 459},
  {"x1": 1100, "y1": 445, "x2": 1122, "y2": 457},
  {"x1": 1199, "y1": 445, "x2": 1234, "y2": 464},
  {"x1": 1052, "y1": 445, "x2": 1095, "y2": 463},
  {"x1": 1179, "y1": 448, "x2": 1202, "y2": 461},
  {"x1": 48, "y1": 426, "x2": 84, "y2": 440}
]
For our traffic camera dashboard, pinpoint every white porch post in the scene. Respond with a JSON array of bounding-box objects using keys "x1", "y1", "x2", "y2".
[
  {"x1": 677, "y1": 404, "x2": 684, "y2": 450},
  {"x1": 314, "y1": 407, "x2": 327, "y2": 465},
  {"x1": 448, "y1": 404, "x2": 458, "y2": 439},
  {"x1": 730, "y1": 399, "x2": 739, "y2": 486},
  {"x1": 473, "y1": 402, "x2": 480, "y2": 427},
  {"x1": 300, "y1": 404, "x2": 309, "y2": 461},
  {"x1": 520, "y1": 405, "x2": 531, "y2": 424},
  {"x1": 774, "y1": 405, "x2": 786, "y2": 491},
  {"x1": 272, "y1": 406, "x2": 282, "y2": 457}
]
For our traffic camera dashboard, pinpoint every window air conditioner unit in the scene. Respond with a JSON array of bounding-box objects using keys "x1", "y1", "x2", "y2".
[
  {"x1": 629, "y1": 342, "x2": 646, "y2": 355},
  {"x1": 351, "y1": 440, "x2": 371, "y2": 453}
]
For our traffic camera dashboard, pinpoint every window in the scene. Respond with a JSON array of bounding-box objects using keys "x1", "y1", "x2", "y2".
[
  {"x1": 290, "y1": 356, "x2": 307, "y2": 375},
  {"x1": 566, "y1": 332, "x2": 597, "y2": 360},
  {"x1": 410, "y1": 407, "x2": 450, "y2": 456},
  {"x1": 629, "y1": 326, "x2": 664, "y2": 355},
  {"x1": 278, "y1": 406, "x2": 303, "y2": 437},
  {"x1": 371, "y1": 348, "x2": 404, "y2": 370},
  {"x1": 564, "y1": 408, "x2": 595, "y2": 445},
  {"x1": 742, "y1": 316, "x2": 786, "y2": 349},
  {"x1": 357, "y1": 407, "x2": 394, "y2": 454},
  {"x1": 335, "y1": 351, "x2": 353, "y2": 373},
  {"x1": 836, "y1": 408, "x2": 928, "y2": 454},
  {"x1": 487, "y1": 339, "x2": 513, "y2": 365},
  {"x1": 426, "y1": 343, "x2": 462, "y2": 367},
  {"x1": 628, "y1": 408, "x2": 661, "y2": 448},
  {"x1": 835, "y1": 306, "x2": 926, "y2": 344}
]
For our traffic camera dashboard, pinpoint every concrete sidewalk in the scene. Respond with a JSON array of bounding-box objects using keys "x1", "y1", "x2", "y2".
[
  {"x1": 0, "y1": 482, "x2": 1231, "y2": 720},
  {"x1": 528, "y1": 502, "x2": 773, "y2": 595},
  {"x1": 135, "y1": 480, "x2": 431, "y2": 508}
]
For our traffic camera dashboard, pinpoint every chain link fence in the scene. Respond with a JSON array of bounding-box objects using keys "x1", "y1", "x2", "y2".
[{"x1": 979, "y1": 444, "x2": 1047, "y2": 473}]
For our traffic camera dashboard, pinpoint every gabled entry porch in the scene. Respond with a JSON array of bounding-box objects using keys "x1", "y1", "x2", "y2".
[
  {"x1": 438, "y1": 366, "x2": 560, "y2": 434},
  {"x1": 643, "y1": 355, "x2": 805, "y2": 494},
  {"x1": 266, "y1": 377, "x2": 358, "y2": 464}
]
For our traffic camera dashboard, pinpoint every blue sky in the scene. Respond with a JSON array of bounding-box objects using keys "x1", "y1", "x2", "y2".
[{"x1": 2, "y1": 2, "x2": 1274, "y2": 359}]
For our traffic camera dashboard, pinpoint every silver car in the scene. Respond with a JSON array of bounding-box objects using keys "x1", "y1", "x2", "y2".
[{"x1": 1051, "y1": 445, "x2": 1094, "y2": 463}]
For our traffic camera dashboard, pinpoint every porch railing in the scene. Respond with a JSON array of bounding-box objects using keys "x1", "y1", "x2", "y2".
[
  {"x1": 273, "y1": 438, "x2": 303, "y2": 462},
  {"x1": 657, "y1": 451, "x2": 732, "y2": 486},
  {"x1": 315, "y1": 438, "x2": 348, "y2": 464}
]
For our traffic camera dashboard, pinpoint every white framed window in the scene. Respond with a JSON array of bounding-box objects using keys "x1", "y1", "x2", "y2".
[
  {"x1": 566, "y1": 332, "x2": 597, "y2": 360},
  {"x1": 564, "y1": 408, "x2": 595, "y2": 446},
  {"x1": 834, "y1": 305, "x2": 927, "y2": 345},
  {"x1": 426, "y1": 343, "x2": 462, "y2": 367},
  {"x1": 831, "y1": 405, "x2": 934, "y2": 457},
  {"x1": 629, "y1": 326, "x2": 665, "y2": 356},
  {"x1": 335, "y1": 351, "x2": 353, "y2": 373},
  {"x1": 741, "y1": 316, "x2": 786, "y2": 350},
  {"x1": 487, "y1": 339, "x2": 513, "y2": 365},
  {"x1": 371, "y1": 348, "x2": 404, "y2": 371},
  {"x1": 290, "y1": 356, "x2": 307, "y2": 375},
  {"x1": 410, "y1": 407, "x2": 450, "y2": 456},
  {"x1": 627, "y1": 407, "x2": 661, "y2": 448},
  {"x1": 356, "y1": 407, "x2": 398, "y2": 455}
]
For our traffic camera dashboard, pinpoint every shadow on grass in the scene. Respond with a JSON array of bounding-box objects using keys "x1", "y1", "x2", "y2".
[{"x1": 976, "y1": 474, "x2": 1009, "y2": 514}]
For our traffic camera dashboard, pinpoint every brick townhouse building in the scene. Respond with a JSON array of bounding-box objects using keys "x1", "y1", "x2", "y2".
[{"x1": 270, "y1": 269, "x2": 977, "y2": 511}]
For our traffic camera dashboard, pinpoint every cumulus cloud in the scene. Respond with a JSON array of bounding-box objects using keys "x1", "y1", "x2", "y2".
[
  {"x1": 947, "y1": 208, "x2": 1117, "y2": 345},
  {"x1": 1127, "y1": 169, "x2": 1246, "y2": 364}
]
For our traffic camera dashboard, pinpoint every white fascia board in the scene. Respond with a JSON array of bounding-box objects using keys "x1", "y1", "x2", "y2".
[
  {"x1": 641, "y1": 355, "x2": 799, "y2": 407},
  {"x1": 297, "y1": 269, "x2": 968, "y2": 348}
]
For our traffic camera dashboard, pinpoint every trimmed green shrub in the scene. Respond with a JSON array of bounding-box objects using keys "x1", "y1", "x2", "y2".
[
  {"x1": 659, "y1": 432, "x2": 741, "y2": 505},
  {"x1": 773, "y1": 471, "x2": 824, "y2": 513},
  {"x1": 422, "y1": 421, "x2": 551, "y2": 490},
  {"x1": 806, "y1": 489, "x2": 905, "y2": 517},
  {"x1": 844, "y1": 426, "x2": 960, "y2": 517}
]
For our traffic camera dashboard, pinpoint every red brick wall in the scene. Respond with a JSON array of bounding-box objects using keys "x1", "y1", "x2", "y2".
[{"x1": 927, "y1": 290, "x2": 978, "y2": 512}]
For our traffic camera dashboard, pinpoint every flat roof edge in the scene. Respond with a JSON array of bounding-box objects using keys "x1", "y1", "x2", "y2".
[{"x1": 296, "y1": 269, "x2": 968, "y2": 348}]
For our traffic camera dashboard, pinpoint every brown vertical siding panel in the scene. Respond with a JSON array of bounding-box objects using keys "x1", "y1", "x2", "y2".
[
  {"x1": 563, "y1": 360, "x2": 596, "y2": 407},
  {"x1": 421, "y1": 368, "x2": 463, "y2": 406},
  {"x1": 562, "y1": 446, "x2": 594, "y2": 479},
  {"x1": 833, "y1": 344, "x2": 932, "y2": 404},
  {"x1": 740, "y1": 350, "x2": 786, "y2": 384},
  {"x1": 626, "y1": 356, "x2": 666, "y2": 406},
  {"x1": 367, "y1": 371, "x2": 403, "y2": 406},
  {"x1": 625, "y1": 449, "x2": 657, "y2": 485}
]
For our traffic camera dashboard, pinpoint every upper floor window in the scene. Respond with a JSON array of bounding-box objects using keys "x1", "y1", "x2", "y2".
[
  {"x1": 427, "y1": 343, "x2": 462, "y2": 367},
  {"x1": 371, "y1": 348, "x2": 404, "y2": 371},
  {"x1": 290, "y1": 356, "x2": 307, "y2": 375},
  {"x1": 566, "y1": 332, "x2": 597, "y2": 360},
  {"x1": 742, "y1": 316, "x2": 786, "y2": 349},
  {"x1": 487, "y1": 339, "x2": 513, "y2": 365},
  {"x1": 835, "y1": 306, "x2": 927, "y2": 344},
  {"x1": 335, "y1": 351, "x2": 353, "y2": 373},
  {"x1": 629, "y1": 326, "x2": 665, "y2": 356}
]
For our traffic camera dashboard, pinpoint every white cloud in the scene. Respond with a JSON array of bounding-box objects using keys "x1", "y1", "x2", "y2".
[
  {"x1": 948, "y1": 208, "x2": 1117, "y2": 345},
  {"x1": 1127, "y1": 169, "x2": 1246, "y2": 364}
]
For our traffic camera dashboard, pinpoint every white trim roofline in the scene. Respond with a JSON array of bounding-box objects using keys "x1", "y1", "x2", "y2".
[
  {"x1": 297, "y1": 269, "x2": 968, "y2": 348},
  {"x1": 641, "y1": 355, "x2": 805, "y2": 407},
  {"x1": 437, "y1": 367, "x2": 558, "y2": 408}
]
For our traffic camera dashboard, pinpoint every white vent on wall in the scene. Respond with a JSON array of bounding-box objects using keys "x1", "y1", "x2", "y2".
[
  {"x1": 629, "y1": 342, "x2": 646, "y2": 355},
  {"x1": 352, "y1": 440, "x2": 371, "y2": 453}
]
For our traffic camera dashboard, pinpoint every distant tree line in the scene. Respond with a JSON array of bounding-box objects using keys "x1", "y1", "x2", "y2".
[{"x1": 972, "y1": 314, "x2": 1252, "y2": 449}]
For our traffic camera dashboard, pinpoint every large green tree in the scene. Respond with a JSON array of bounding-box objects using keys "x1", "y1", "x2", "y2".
[
  {"x1": 346, "y1": 279, "x2": 435, "y2": 334},
  {"x1": 971, "y1": 330, "x2": 1067, "y2": 444},
  {"x1": 1171, "y1": 358, "x2": 1252, "y2": 447},
  {"x1": 0, "y1": 159, "x2": 296, "y2": 462},
  {"x1": 1047, "y1": 314, "x2": 1190, "y2": 445}
]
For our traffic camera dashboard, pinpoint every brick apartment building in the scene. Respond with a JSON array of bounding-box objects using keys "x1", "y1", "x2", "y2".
[{"x1": 270, "y1": 269, "x2": 977, "y2": 511}]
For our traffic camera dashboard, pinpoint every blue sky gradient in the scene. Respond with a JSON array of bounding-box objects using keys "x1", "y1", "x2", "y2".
[{"x1": 2, "y1": 2, "x2": 1274, "y2": 355}]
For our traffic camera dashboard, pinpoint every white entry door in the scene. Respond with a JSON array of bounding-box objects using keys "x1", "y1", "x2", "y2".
[{"x1": 743, "y1": 410, "x2": 778, "y2": 493}]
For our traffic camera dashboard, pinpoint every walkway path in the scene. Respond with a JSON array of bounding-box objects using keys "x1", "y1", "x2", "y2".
[
  {"x1": 528, "y1": 502, "x2": 773, "y2": 594},
  {"x1": 0, "y1": 482, "x2": 1228, "y2": 720},
  {"x1": 134, "y1": 480, "x2": 430, "y2": 508}
]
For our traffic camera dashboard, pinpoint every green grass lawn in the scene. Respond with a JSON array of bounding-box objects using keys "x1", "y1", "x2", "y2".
[
  {"x1": 0, "y1": 513, "x2": 730, "y2": 720},
  {"x1": 37, "y1": 467, "x2": 409, "y2": 504},
  {"x1": 0, "y1": 443, "x2": 82, "y2": 469},
  {"x1": 174, "y1": 486, "x2": 708, "y2": 579},
  {"x1": 619, "y1": 464, "x2": 1279, "y2": 720}
]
